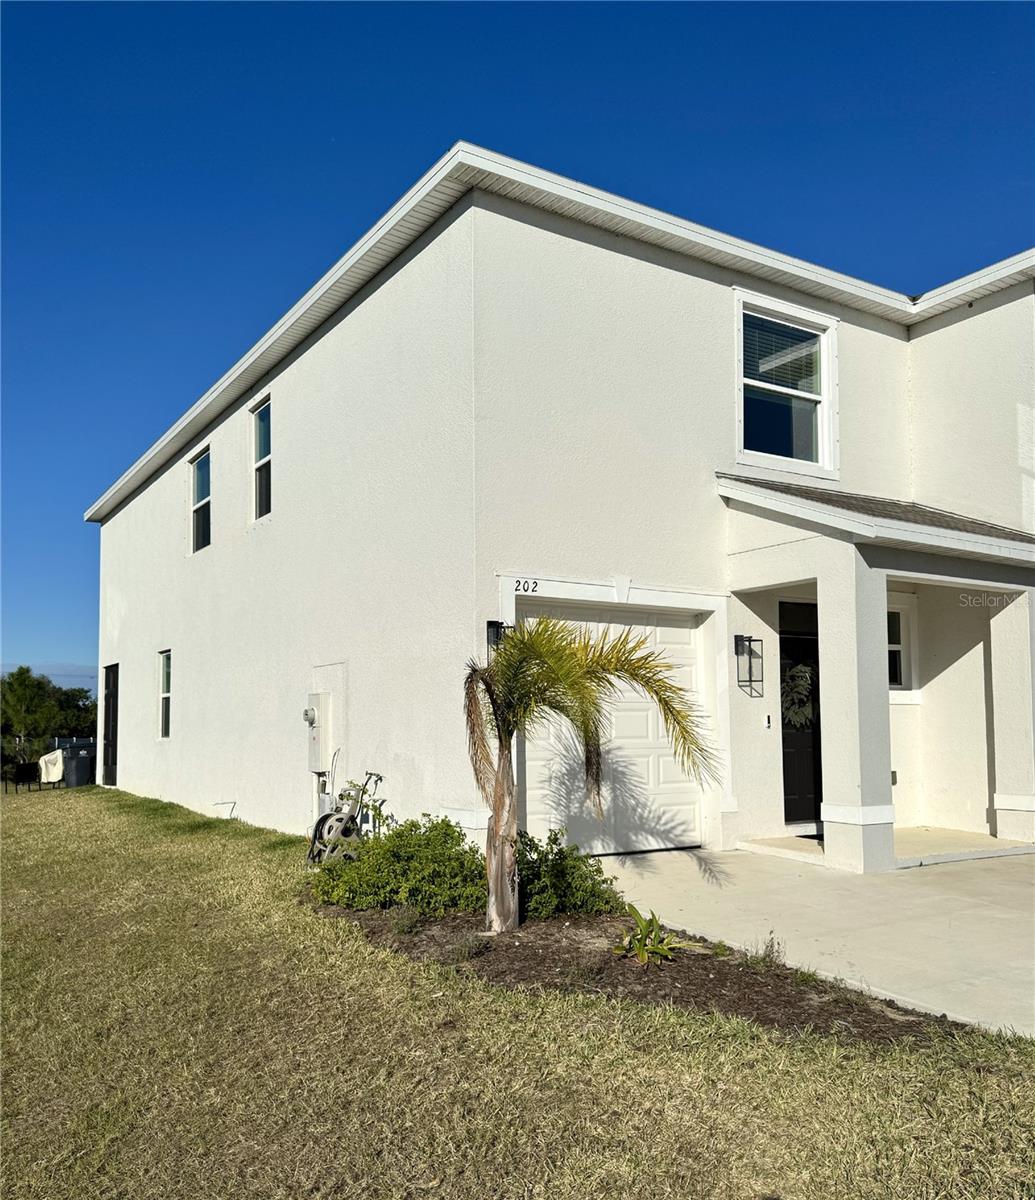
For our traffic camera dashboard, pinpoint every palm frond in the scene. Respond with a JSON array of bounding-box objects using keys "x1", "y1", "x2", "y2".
[
  {"x1": 466, "y1": 615, "x2": 719, "y2": 826},
  {"x1": 584, "y1": 627, "x2": 720, "y2": 786},
  {"x1": 463, "y1": 661, "x2": 497, "y2": 805}
]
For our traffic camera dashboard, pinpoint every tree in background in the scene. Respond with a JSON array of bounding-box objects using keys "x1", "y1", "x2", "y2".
[{"x1": 1, "y1": 666, "x2": 97, "y2": 779}]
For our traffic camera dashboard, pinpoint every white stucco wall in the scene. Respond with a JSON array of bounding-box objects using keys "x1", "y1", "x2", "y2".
[
  {"x1": 95, "y1": 190, "x2": 1031, "y2": 853},
  {"x1": 914, "y1": 585, "x2": 995, "y2": 834},
  {"x1": 889, "y1": 705, "x2": 923, "y2": 825},
  {"x1": 909, "y1": 281, "x2": 1035, "y2": 534},
  {"x1": 98, "y1": 206, "x2": 479, "y2": 833},
  {"x1": 468, "y1": 194, "x2": 912, "y2": 626}
]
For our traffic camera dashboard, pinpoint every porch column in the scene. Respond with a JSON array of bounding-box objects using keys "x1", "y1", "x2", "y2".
[
  {"x1": 990, "y1": 588, "x2": 1035, "y2": 842},
  {"x1": 816, "y1": 543, "x2": 896, "y2": 872}
]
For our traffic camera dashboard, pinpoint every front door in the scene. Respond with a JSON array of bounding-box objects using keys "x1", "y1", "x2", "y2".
[
  {"x1": 779, "y1": 603, "x2": 821, "y2": 823},
  {"x1": 102, "y1": 663, "x2": 119, "y2": 786}
]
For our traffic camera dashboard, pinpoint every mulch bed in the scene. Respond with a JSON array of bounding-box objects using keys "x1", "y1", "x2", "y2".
[{"x1": 311, "y1": 903, "x2": 968, "y2": 1044}]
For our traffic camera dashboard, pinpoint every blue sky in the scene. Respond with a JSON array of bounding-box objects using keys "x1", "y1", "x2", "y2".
[{"x1": 3, "y1": 2, "x2": 1033, "y2": 689}]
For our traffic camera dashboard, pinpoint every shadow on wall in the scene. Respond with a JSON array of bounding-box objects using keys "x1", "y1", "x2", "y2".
[
  {"x1": 916, "y1": 585, "x2": 1007, "y2": 835},
  {"x1": 515, "y1": 724, "x2": 728, "y2": 886}
]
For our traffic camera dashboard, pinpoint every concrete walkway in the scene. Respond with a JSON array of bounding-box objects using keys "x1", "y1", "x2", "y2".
[{"x1": 606, "y1": 848, "x2": 1035, "y2": 1035}]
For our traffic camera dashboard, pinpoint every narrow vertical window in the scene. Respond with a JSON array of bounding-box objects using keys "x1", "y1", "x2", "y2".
[
  {"x1": 254, "y1": 401, "x2": 271, "y2": 519},
  {"x1": 159, "y1": 650, "x2": 172, "y2": 738},
  {"x1": 887, "y1": 611, "x2": 903, "y2": 687},
  {"x1": 192, "y1": 451, "x2": 211, "y2": 551}
]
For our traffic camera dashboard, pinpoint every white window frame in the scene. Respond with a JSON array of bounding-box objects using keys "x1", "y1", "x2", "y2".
[
  {"x1": 158, "y1": 649, "x2": 172, "y2": 738},
  {"x1": 734, "y1": 288, "x2": 840, "y2": 480},
  {"x1": 252, "y1": 398, "x2": 271, "y2": 522},
  {"x1": 189, "y1": 448, "x2": 212, "y2": 553},
  {"x1": 888, "y1": 593, "x2": 920, "y2": 704}
]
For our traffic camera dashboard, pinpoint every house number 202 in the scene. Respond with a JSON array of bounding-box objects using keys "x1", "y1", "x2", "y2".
[{"x1": 514, "y1": 579, "x2": 539, "y2": 593}]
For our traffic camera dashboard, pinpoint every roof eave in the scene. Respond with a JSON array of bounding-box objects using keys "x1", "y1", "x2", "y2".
[{"x1": 84, "y1": 142, "x2": 1035, "y2": 521}]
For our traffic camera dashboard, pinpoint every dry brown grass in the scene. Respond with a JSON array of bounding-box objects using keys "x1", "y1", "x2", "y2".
[{"x1": 3, "y1": 786, "x2": 1033, "y2": 1199}]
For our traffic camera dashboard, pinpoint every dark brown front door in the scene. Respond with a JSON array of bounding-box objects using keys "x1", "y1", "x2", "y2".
[
  {"x1": 779, "y1": 603, "x2": 822, "y2": 823},
  {"x1": 102, "y1": 664, "x2": 119, "y2": 786}
]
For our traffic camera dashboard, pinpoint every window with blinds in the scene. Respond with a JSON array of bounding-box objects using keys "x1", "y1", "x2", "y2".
[
  {"x1": 736, "y1": 293, "x2": 838, "y2": 474},
  {"x1": 743, "y1": 314, "x2": 821, "y2": 462}
]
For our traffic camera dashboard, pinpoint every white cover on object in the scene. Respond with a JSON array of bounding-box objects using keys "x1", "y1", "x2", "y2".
[{"x1": 39, "y1": 749, "x2": 64, "y2": 783}]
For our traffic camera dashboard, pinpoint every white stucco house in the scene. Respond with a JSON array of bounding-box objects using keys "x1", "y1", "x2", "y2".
[{"x1": 86, "y1": 143, "x2": 1035, "y2": 874}]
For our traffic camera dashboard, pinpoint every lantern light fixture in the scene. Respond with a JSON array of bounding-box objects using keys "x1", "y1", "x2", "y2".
[{"x1": 734, "y1": 634, "x2": 763, "y2": 696}]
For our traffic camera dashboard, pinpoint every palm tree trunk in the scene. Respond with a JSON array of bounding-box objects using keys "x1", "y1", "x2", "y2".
[{"x1": 485, "y1": 737, "x2": 518, "y2": 933}]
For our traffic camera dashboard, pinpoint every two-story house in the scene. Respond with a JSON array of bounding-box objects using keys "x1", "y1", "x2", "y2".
[{"x1": 86, "y1": 143, "x2": 1035, "y2": 873}]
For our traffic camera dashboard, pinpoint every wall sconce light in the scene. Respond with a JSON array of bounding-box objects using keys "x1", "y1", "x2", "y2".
[
  {"x1": 734, "y1": 634, "x2": 763, "y2": 696},
  {"x1": 486, "y1": 620, "x2": 513, "y2": 654}
]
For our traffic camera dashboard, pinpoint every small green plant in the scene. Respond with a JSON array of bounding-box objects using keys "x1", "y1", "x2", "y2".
[
  {"x1": 312, "y1": 816, "x2": 487, "y2": 916},
  {"x1": 515, "y1": 828, "x2": 626, "y2": 920},
  {"x1": 388, "y1": 904, "x2": 423, "y2": 935},
  {"x1": 745, "y1": 930, "x2": 786, "y2": 971},
  {"x1": 442, "y1": 932, "x2": 492, "y2": 965},
  {"x1": 613, "y1": 904, "x2": 690, "y2": 968},
  {"x1": 712, "y1": 940, "x2": 732, "y2": 958}
]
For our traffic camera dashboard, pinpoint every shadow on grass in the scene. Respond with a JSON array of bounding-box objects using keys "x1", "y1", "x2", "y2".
[{"x1": 92, "y1": 787, "x2": 304, "y2": 854}]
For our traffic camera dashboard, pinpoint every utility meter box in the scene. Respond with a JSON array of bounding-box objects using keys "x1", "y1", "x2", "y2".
[{"x1": 303, "y1": 692, "x2": 331, "y2": 774}]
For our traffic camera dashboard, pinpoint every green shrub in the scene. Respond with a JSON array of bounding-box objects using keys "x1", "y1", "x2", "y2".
[
  {"x1": 312, "y1": 816, "x2": 487, "y2": 916},
  {"x1": 515, "y1": 828, "x2": 625, "y2": 920}
]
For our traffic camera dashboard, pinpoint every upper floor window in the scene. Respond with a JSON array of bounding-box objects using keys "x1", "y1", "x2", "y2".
[
  {"x1": 159, "y1": 650, "x2": 172, "y2": 737},
  {"x1": 191, "y1": 450, "x2": 211, "y2": 552},
  {"x1": 736, "y1": 291, "x2": 838, "y2": 477},
  {"x1": 253, "y1": 401, "x2": 271, "y2": 519}
]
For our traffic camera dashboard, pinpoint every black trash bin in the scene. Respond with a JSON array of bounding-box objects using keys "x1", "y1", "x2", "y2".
[{"x1": 63, "y1": 749, "x2": 95, "y2": 788}]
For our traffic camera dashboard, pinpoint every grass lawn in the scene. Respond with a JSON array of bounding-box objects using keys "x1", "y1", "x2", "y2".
[{"x1": 3, "y1": 787, "x2": 1033, "y2": 1199}]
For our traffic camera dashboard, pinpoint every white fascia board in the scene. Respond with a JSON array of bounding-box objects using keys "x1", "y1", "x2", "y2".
[
  {"x1": 866, "y1": 516, "x2": 1035, "y2": 566},
  {"x1": 84, "y1": 142, "x2": 1035, "y2": 520},
  {"x1": 716, "y1": 479, "x2": 1035, "y2": 566},
  {"x1": 453, "y1": 146, "x2": 914, "y2": 319},
  {"x1": 84, "y1": 143, "x2": 472, "y2": 522},
  {"x1": 911, "y1": 248, "x2": 1035, "y2": 320}
]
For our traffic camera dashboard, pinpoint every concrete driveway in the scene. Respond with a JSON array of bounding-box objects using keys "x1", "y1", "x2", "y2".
[{"x1": 605, "y1": 848, "x2": 1035, "y2": 1035}]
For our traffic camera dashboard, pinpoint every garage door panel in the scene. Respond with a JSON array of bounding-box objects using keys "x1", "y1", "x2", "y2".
[
  {"x1": 611, "y1": 707, "x2": 652, "y2": 742},
  {"x1": 658, "y1": 757, "x2": 695, "y2": 787},
  {"x1": 518, "y1": 600, "x2": 710, "y2": 854}
]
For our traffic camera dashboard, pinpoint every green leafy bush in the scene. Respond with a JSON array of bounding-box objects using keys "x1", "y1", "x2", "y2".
[
  {"x1": 311, "y1": 816, "x2": 487, "y2": 916},
  {"x1": 515, "y1": 828, "x2": 625, "y2": 920}
]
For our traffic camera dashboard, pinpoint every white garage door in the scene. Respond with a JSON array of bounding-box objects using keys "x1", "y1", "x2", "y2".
[{"x1": 518, "y1": 601, "x2": 711, "y2": 855}]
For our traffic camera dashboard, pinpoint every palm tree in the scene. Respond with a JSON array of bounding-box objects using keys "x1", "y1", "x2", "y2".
[{"x1": 464, "y1": 617, "x2": 718, "y2": 933}]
